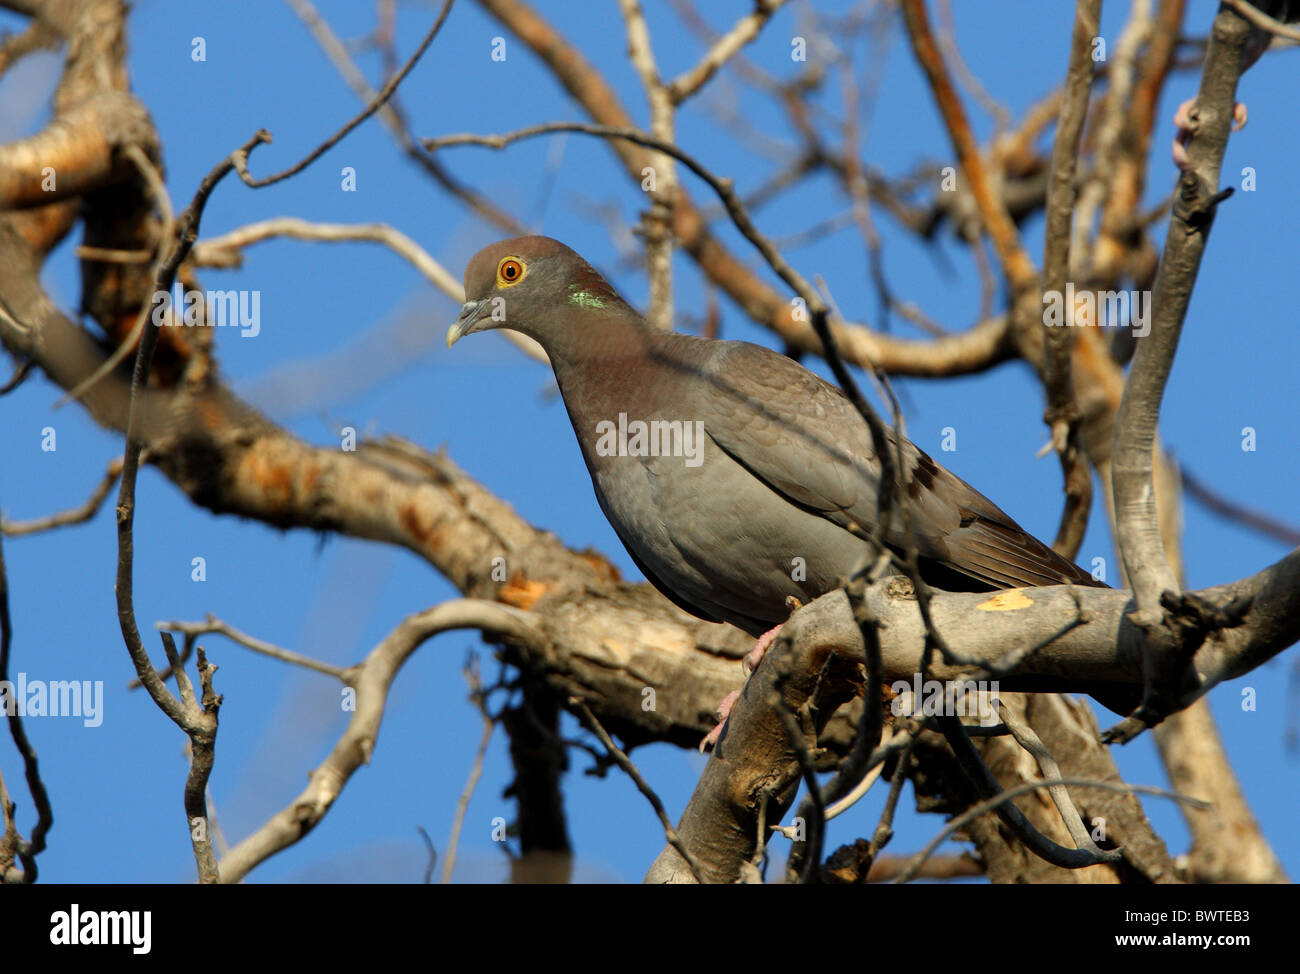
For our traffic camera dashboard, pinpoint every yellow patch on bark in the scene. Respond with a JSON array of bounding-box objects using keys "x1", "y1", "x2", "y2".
[
  {"x1": 499, "y1": 576, "x2": 548, "y2": 610},
  {"x1": 976, "y1": 589, "x2": 1033, "y2": 611}
]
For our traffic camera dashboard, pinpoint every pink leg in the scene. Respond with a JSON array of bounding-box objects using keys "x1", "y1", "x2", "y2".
[
  {"x1": 1172, "y1": 98, "x2": 1248, "y2": 169},
  {"x1": 699, "y1": 624, "x2": 785, "y2": 752},
  {"x1": 743, "y1": 623, "x2": 783, "y2": 674},
  {"x1": 699, "y1": 689, "x2": 742, "y2": 753}
]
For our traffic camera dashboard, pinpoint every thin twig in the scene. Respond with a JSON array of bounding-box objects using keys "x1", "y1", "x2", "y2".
[
  {"x1": 1222, "y1": 0, "x2": 1300, "y2": 41},
  {"x1": 665, "y1": 0, "x2": 789, "y2": 105},
  {"x1": 864, "y1": 726, "x2": 922, "y2": 869},
  {"x1": 938, "y1": 714, "x2": 1123, "y2": 873},
  {"x1": 238, "y1": 0, "x2": 455, "y2": 189},
  {"x1": 773, "y1": 660, "x2": 829, "y2": 884},
  {"x1": 442, "y1": 656, "x2": 495, "y2": 883},
  {"x1": 417, "y1": 826, "x2": 437, "y2": 884},
  {"x1": 934, "y1": 0, "x2": 1011, "y2": 133},
  {"x1": 112, "y1": 131, "x2": 274, "y2": 883},
  {"x1": 571, "y1": 699, "x2": 704, "y2": 884},
  {"x1": 218, "y1": 600, "x2": 544, "y2": 883},
  {"x1": 896, "y1": 774, "x2": 1209, "y2": 884},
  {"x1": 2, "y1": 457, "x2": 124, "y2": 536},
  {"x1": 55, "y1": 145, "x2": 175, "y2": 408},
  {"x1": 284, "y1": 0, "x2": 523, "y2": 232},
  {"x1": 899, "y1": 0, "x2": 1037, "y2": 294},
  {"x1": 1000, "y1": 698, "x2": 1111, "y2": 854},
  {"x1": 1039, "y1": 0, "x2": 1101, "y2": 559},
  {"x1": 1179, "y1": 464, "x2": 1300, "y2": 547},
  {"x1": 616, "y1": 0, "x2": 676, "y2": 332},
  {"x1": 192, "y1": 217, "x2": 547, "y2": 364},
  {"x1": 157, "y1": 617, "x2": 347, "y2": 680},
  {"x1": 0, "y1": 359, "x2": 34, "y2": 396},
  {"x1": 0, "y1": 528, "x2": 53, "y2": 882},
  {"x1": 195, "y1": 218, "x2": 460, "y2": 297}
]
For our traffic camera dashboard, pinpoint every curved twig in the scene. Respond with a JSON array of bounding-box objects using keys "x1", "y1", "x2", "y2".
[
  {"x1": 218, "y1": 599, "x2": 544, "y2": 883},
  {"x1": 896, "y1": 774, "x2": 1208, "y2": 884}
]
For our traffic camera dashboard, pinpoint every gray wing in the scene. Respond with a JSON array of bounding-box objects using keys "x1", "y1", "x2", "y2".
[{"x1": 699, "y1": 339, "x2": 1099, "y2": 591}]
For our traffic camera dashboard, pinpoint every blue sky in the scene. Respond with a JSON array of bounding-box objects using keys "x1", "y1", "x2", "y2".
[{"x1": 0, "y1": 0, "x2": 1296, "y2": 883}]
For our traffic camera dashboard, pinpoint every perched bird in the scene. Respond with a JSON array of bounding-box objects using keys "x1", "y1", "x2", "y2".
[{"x1": 447, "y1": 237, "x2": 1122, "y2": 743}]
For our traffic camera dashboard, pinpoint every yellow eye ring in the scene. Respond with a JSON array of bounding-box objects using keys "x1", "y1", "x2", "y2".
[{"x1": 497, "y1": 257, "x2": 526, "y2": 287}]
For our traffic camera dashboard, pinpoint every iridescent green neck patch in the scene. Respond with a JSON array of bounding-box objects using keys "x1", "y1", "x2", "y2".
[{"x1": 568, "y1": 286, "x2": 608, "y2": 311}]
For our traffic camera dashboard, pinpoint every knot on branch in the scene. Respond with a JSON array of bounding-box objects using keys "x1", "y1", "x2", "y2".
[
  {"x1": 1173, "y1": 168, "x2": 1234, "y2": 229},
  {"x1": 1107, "y1": 589, "x2": 1254, "y2": 744},
  {"x1": 884, "y1": 575, "x2": 916, "y2": 600},
  {"x1": 1042, "y1": 401, "x2": 1082, "y2": 428},
  {"x1": 1159, "y1": 588, "x2": 1253, "y2": 644}
]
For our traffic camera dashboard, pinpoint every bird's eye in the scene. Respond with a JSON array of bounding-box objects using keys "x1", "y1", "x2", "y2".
[{"x1": 497, "y1": 257, "x2": 525, "y2": 286}]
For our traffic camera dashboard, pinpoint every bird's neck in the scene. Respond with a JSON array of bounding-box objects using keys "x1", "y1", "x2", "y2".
[
  {"x1": 541, "y1": 304, "x2": 656, "y2": 374},
  {"x1": 543, "y1": 311, "x2": 673, "y2": 436}
]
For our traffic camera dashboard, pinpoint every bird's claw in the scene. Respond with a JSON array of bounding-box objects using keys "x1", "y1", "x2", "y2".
[
  {"x1": 1172, "y1": 97, "x2": 1248, "y2": 170},
  {"x1": 700, "y1": 624, "x2": 785, "y2": 751},
  {"x1": 743, "y1": 623, "x2": 783, "y2": 675},
  {"x1": 700, "y1": 689, "x2": 742, "y2": 752}
]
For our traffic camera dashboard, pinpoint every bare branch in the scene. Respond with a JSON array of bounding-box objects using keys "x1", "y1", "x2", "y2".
[
  {"x1": 475, "y1": 0, "x2": 1015, "y2": 379},
  {"x1": 442, "y1": 657, "x2": 494, "y2": 883},
  {"x1": 1223, "y1": 0, "x2": 1300, "y2": 41},
  {"x1": 1179, "y1": 464, "x2": 1300, "y2": 547},
  {"x1": 114, "y1": 129, "x2": 270, "y2": 725},
  {"x1": 158, "y1": 616, "x2": 347, "y2": 680},
  {"x1": 616, "y1": 0, "x2": 676, "y2": 331},
  {"x1": 648, "y1": 547, "x2": 1300, "y2": 884},
  {"x1": 999, "y1": 697, "x2": 1113, "y2": 856},
  {"x1": 665, "y1": 0, "x2": 789, "y2": 105},
  {"x1": 284, "y1": 0, "x2": 524, "y2": 232},
  {"x1": 1109, "y1": 3, "x2": 1255, "y2": 739},
  {"x1": 236, "y1": 0, "x2": 455, "y2": 189},
  {"x1": 938, "y1": 713, "x2": 1122, "y2": 872},
  {"x1": 195, "y1": 218, "x2": 459, "y2": 297},
  {"x1": 572, "y1": 699, "x2": 703, "y2": 884},
  {"x1": 1039, "y1": 0, "x2": 1101, "y2": 558},
  {"x1": 2, "y1": 457, "x2": 123, "y2": 536},
  {"x1": 110, "y1": 130, "x2": 276, "y2": 882},
  {"x1": 191, "y1": 217, "x2": 548, "y2": 364},
  {"x1": 0, "y1": 529, "x2": 52, "y2": 883},
  {"x1": 219, "y1": 599, "x2": 544, "y2": 883},
  {"x1": 899, "y1": 0, "x2": 1037, "y2": 294},
  {"x1": 895, "y1": 775, "x2": 1208, "y2": 884}
]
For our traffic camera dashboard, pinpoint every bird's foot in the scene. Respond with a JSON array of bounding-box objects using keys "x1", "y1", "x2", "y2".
[
  {"x1": 699, "y1": 689, "x2": 742, "y2": 753},
  {"x1": 1172, "y1": 98, "x2": 1248, "y2": 169},
  {"x1": 743, "y1": 623, "x2": 784, "y2": 674},
  {"x1": 700, "y1": 624, "x2": 786, "y2": 752}
]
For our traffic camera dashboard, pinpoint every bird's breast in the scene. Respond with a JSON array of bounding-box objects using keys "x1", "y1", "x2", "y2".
[{"x1": 581, "y1": 426, "x2": 869, "y2": 634}]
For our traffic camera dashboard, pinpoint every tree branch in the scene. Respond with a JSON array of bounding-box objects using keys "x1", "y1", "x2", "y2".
[{"x1": 1109, "y1": 2, "x2": 1254, "y2": 739}]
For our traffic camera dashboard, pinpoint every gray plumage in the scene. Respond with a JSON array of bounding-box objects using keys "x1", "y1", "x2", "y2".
[{"x1": 448, "y1": 237, "x2": 1115, "y2": 698}]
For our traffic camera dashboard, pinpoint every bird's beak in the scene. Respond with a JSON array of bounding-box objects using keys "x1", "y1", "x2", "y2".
[{"x1": 446, "y1": 298, "x2": 492, "y2": 349}]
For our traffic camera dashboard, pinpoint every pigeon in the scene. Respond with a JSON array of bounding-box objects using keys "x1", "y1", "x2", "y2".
[{"x1": 447, "y1": 237, "x2": 1123, "y2": 742}]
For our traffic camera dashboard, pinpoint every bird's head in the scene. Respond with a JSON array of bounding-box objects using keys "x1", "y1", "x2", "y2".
[{"x1": 446, "y1": 236, "x2": 634, "y2": 351}]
